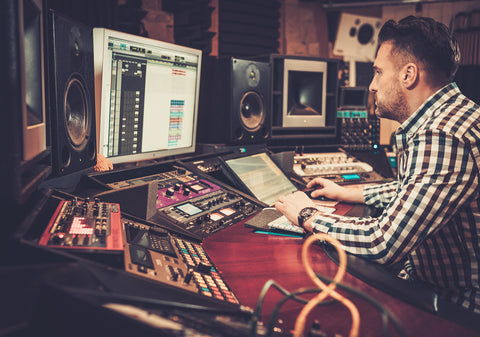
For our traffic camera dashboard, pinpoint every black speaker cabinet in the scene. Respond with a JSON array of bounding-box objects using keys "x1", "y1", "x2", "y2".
[
  {"x1": 0, "y1": 0, "x2": 51, "y2": 208},
  {"x1": 197, "y1": 57, "x2": 271, "y2": 145},
  {"x1": 47, "y1": 10, "x2": 96, "y2": 176}
]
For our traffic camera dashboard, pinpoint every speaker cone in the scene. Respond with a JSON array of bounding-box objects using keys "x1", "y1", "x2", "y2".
[
  {"x1": 357, "y1": 24, "x2": 374, "y2": 45},
  {"x1": 239, "y1": 91, "x2": 264, "y2": 132},
  {"x1": 64, "y1": 75, "x2": 89, "y2": 151}
]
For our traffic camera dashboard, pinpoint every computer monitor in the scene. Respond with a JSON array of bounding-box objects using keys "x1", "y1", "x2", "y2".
[
  {"x1": 339, "y1": 86, "x2": 369, "y2": 110},
  {"x1": 282, "y1": 58, "x2": 327, "y2": 128},
  {"x1": 93, "y1": 28, "x2": 202, "y2": 164},
  {"x1": 269, "y1": 54, "x2": 339, "y2": 143}
]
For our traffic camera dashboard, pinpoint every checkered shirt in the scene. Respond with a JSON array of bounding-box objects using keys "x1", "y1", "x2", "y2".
[{"x1": 311, "y1": 83, "x2": 480, "y2": 313}]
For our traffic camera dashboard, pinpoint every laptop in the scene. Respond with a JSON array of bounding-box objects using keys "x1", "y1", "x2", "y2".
[{"x1": 219, "y1": 151, "x2": 337, "y2": 235}]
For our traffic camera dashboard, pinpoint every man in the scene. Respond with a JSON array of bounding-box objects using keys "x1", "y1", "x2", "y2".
[{"x1": 275, "y1": 16, "x2": 480, "y2": 313}]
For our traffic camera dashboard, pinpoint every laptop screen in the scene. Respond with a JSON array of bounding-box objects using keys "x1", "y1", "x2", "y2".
[{"x1": 224, "y1": 152, "x2": 298, "y2": 206}]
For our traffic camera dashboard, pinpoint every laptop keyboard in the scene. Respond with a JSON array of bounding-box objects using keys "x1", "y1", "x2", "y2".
[{"x1": 267, "y1": 205, "x2": 335, "y2": 234}]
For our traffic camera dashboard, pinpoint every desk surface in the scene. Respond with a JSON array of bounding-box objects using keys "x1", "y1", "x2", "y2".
[{"x1": 203, "y1": 205, "x2": 480, "y2": 337}]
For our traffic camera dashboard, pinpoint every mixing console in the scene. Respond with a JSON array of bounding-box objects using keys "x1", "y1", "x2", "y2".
[
  {"x1": 122, "y1": 218, "x2": 239, "y2": 305},
  {"x1": 91, "y1": 164, "x2": 262, "y2": 238}
]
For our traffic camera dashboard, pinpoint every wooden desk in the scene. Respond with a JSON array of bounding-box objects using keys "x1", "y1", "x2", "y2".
[{"x1": 203, "y1": 207, "x2": 480, "y2": 337}]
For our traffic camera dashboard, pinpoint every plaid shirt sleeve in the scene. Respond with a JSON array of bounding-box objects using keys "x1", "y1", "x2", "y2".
[
  {"x1": 363, "y1": 180, "x2": 399, "y2": 208},
  {"x1": 311, "y1": 129, "x2": 478, "y2": 266}
]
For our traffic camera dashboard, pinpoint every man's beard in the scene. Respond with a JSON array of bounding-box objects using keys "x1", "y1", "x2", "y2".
[{"x1": 374, "y1": 85, "x2": 410, "y2": 123}]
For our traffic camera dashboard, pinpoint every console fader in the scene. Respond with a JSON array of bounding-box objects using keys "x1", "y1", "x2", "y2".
[{"x1": 103, "y1": 164, "x2": 262, "y2": 238}]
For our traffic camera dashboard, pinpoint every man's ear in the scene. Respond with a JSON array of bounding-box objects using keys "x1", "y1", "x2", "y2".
[{"x1": 400, "y1": 63, "x2": 418, "y2": 88}]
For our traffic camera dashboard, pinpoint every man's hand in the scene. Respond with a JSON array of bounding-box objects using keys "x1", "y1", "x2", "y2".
[
  {"x1": 275, "y1": 191, "x2": 317, "y2": 232},
  {"x1": 306, "y1": 177, "x2": 365, "y2": 204}
]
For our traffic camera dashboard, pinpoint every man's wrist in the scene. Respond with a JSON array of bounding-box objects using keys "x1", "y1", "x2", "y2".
[
  {"x1": 298, "y1": 207, "x2": 318, "y2": 228},
  {"x1": 303, "y1": 213, "x2": 318, "y2": 230}
]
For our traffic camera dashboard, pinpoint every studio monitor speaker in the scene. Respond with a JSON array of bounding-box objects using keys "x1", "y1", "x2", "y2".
[
  {"x1": 197, "y1": 57, "x2": 271, "y2": 145},
  {"x1": 47, "y1": 10, "x2": 96, "y2": 176},
  {"x1": 333, "y1": 13, "x2": 382, "y2": 62},
  {"x1": 0, "y1": 0, "x2": 51, "y2": 207}
]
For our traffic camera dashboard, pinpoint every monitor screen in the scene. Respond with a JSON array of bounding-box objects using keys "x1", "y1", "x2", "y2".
[
  {"x1": 224, "y1": 152, "x2": 298, "y2": 206},
  {"x1": 282, "y1": 58, "x2": 327, "y2": 128},
  {"x1": 339, "y1": 86, "x2": 369, "y2": 109},
  {"x1": 93, "y1": 28, "x2": 202, "y2": 164}
]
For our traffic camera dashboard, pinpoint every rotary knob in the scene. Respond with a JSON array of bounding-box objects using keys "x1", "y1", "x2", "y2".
[{"x1": 165, "y1": 187, "x2": 175, "y2": 196}]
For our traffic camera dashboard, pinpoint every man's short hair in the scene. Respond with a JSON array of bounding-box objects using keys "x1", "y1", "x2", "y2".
[{"x1": 378, "y1": 16, "x2": 461, "y2": 85}]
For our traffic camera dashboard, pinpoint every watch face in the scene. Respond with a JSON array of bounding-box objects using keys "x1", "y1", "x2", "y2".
[
  {"x1": 299, "y1": 207, "x2": 318, "y2": 226},
  {"x1": 300, "y1": 207, "x2": 317, "y2": 217}
]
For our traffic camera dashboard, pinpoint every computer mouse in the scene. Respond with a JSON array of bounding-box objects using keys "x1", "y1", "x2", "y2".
[{"x1": 303, "y1": 188, "x2": 334, "y2": 201}]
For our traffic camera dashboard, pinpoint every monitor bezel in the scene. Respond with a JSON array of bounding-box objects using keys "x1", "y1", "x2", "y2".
[
  {"x1": 93, "y1": 28, "x2": 202, "y2": 165},
  {"x1": 282, "y1": 58, "x2": 327, "y2": 128}
]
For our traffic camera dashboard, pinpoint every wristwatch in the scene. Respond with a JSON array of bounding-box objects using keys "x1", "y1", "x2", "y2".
[{"x1": 298, "y1": 207, "x2": 318, "y2": 228}]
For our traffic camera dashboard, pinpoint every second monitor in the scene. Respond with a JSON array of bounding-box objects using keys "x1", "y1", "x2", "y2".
[{"x1": 270, "y1": 54, "x2": 340, "y2": 143}]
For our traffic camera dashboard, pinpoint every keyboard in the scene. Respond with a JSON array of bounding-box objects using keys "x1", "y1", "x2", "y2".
[
  {"x1": 293, "y1": 152, "x2": 373, "y2": 177},
  {"x1": 267, "y1": 205, "x2": 335, "y2": 234}
]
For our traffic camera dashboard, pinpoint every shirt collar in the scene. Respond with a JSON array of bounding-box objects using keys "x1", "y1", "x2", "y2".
[{"x1": 394, "y1": 82, "x2": 460, "y2": 151}]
